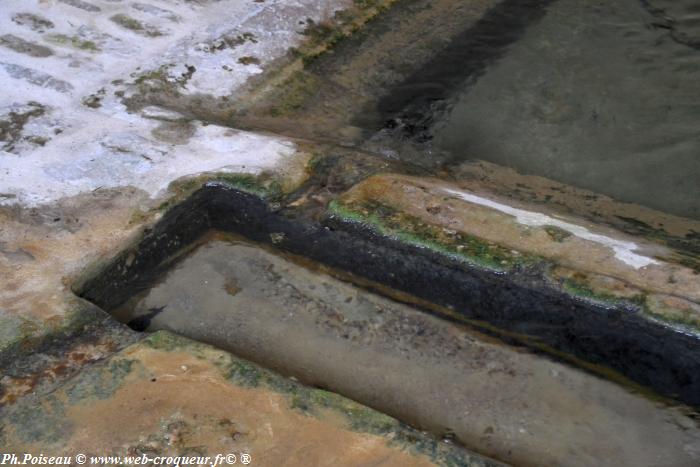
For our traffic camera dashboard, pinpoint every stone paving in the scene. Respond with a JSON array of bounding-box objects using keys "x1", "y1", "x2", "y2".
[
  {"x1": 1, "y1": 0, "x2": 700, "y2": 465},
  {"x1": 1, "y1": 0, "x2": 349, "y2": 206}
]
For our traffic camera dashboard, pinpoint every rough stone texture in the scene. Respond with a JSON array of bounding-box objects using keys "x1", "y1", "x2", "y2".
[
  {"x1": 2, "y1": 331, "x2": 497, "y2": 466},
  {"x1": 0, "y1": 0, "x2": 340, "y2": 359},
  {"x1": 0, "y1": 0, "x2": 348, "y2": 206},
  {"x1": 1, "y1": 0, "x2": 700, "y2": 464},
  {"x1": 0, "y1": 1, "x2": 503, "y2": 463},
  {"x1": 334, "y1": 173, "x2": 700, "y2": 328},
  {"x1": 107, "y1": 238, "x2": 700, "y2": 467}
]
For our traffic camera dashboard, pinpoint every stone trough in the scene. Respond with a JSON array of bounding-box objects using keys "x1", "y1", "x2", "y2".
[{"x1": 2, "y1": 0, "x2": 700, "y2": 465}]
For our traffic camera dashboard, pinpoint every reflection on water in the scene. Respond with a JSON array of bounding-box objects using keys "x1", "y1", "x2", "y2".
[{"x1": 432, "y1": 0, "x2": 700, "y2": 219}]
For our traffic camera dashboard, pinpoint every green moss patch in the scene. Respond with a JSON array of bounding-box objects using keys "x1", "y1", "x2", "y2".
[
  {"x1": 642, "y1": 295, "x2": 700, "y2": 333},
  {"x1": 214, "y1": 173, "x2": 284, "y2": 200},
  {"x1": 0, "y1": 300, "x2": 106, "y2": 367},
  {"x1": 543, "y1": 225, "x2": 572, "y2": 242},
  {"x1": 267, "y1": 70, "x2": 320, "y2": 116},
  {"x1": 561, "y1": 277, "x2": 632, "y2": 307},
  {"x1": 45, "y1": 33, "x2": 99, "y2": 51},
  {"x1": 291, "y1": 0, "x2": 397, "y2": 66},
  {"x1": 110, "y1": 14, "x2": 163, "y2": 37},
  {"x1": 12, "y1": 13, "x2": 55, "y2": 33},
  {"x1": 158, "y1": 172, "x2": 286, "y2": 213},
  {"x1": 65, "y1": 358, "x2": 138, "y2": 404},
  {"x1": 329, "y1": 199, "x2": 541, "y2": 272}
]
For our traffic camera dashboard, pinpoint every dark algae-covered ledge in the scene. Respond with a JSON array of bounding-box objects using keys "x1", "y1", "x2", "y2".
[{"x1": 77, "y1": 182, "x2": 700, "y2": 408}]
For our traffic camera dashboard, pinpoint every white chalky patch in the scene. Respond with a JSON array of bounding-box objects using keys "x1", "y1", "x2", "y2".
[
  {"x1": 0, "y1": 0, "x2": 350, "y2": 206},
  {"x1": 1, "y1": 119, "x2": 297, "y2": 206},
  {"x1": 442, "y1": 188, "x2": 659, "y2": 269}
]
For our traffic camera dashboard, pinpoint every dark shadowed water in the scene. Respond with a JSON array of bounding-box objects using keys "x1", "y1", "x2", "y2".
[{"x1": 431, "y1": 0, "x2": 700, "y2": 219}]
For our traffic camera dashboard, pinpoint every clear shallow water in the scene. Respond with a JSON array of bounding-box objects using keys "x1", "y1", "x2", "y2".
[
  {"x1": 432, "y1": 0, "x2": 700, "y2": 219},
  {"x1": 116, "y1": 238, "x2": 700, "y2": 467}
]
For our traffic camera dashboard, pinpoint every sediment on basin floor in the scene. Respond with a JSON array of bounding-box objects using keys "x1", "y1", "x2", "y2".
[{"x1": 105, "y1": 234, "x2": 700, "y2": 467}]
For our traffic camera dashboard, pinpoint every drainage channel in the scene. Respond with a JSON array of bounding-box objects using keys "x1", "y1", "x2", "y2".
[{"x1": 77, "y1": 185, "x2": 700, "y2": 466}]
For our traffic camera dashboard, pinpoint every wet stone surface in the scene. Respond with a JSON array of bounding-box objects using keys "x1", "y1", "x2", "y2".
[
  {"x1": 115, "y1": 237, "x2": 700, "y2": 467},
  {"x1": 3, "y1": 332, "x2": 494, "y2": 467},
  {"x1": 427, "y1": 0, "x2": 700, "y2": 219},
  {"x1": 2, "y1": 1, "x2": 700, "y2": 465}
]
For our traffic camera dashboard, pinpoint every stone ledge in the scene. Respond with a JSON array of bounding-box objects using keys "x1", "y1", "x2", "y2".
[{"x1": 1, "y1": 331, "x2": 501, "y2": 467}]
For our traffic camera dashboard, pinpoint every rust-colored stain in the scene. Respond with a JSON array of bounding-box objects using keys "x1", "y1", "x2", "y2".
[
  {"x1": 6, "y1": 344, "x2": 440, "y2": 467},
  {"x1": 0, "y1": 340, "x2": 118, "y2": 405}
]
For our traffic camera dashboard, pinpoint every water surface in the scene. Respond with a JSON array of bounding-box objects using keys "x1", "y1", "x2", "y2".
[
  {"x1": 115, "y1": 238, "x2": 700, "y2": 467},
  {"x1": 432, "y1": 0, "x2": 700, "y2": 219}
]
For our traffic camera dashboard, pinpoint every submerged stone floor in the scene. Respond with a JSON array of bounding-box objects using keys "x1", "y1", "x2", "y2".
[
  {"x1": 1, "y1": 0, "x2": 700, "y2": 465},
  {"x1": 112, "y1": 237, "x2": 700, "y2": 467}
]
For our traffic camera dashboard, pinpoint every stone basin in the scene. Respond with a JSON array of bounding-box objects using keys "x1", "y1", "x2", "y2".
[{"x1": 2, "y1": 0, "x2": 700, "y2": 465}]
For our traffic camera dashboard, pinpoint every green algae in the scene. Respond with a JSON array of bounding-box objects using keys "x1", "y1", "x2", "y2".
[
  {"x1": 4, "y1": 395, "x2": 72, "y2": 444},
  {"x1": 45, "y1": 33, "x2": 99, "y2": 51},
  {"x1": 291, "y1": 0, "x2": 396, "y2": 66},
  {"x1": 558, "y1": 273, "x2": 647, "y2": 311},
  {"x1": 133, "y1": 66, "x2": 171, "y2": 86},
  {"x1": 560, "y1": 278, "x2": 633, "y2": 307},
  {"x1": 643, "y1": 308, "x2": 700, "y2": 332},
  {"x1": 641, "y1": 297, "x2": 700, "y2": 334},
  {"x1": 124, "y1": 64, "x2": 197, "y2": 113},
  {"x1": 215, "y1": 173, "x2": 284, "y2": 200},
  {"x1": 110, "y1": 14, "x2": 163, "y2": 37},
  {"x1": 0, "y1": 301, "x2": 107, "y2": 371},
  {"x1": 298, "y1": 18, "x2": 348, "y2": 65},
  {"x1": 267, "y1": 71, "x2": 321, "y2": 116},
  {"x1": 0, "y1": 313, "x2": 36, "y2": 354},
  {"x1": 248, "y1": 0, "x2": 397, "y2": 118},
  {"x1": 3, "y1": 345, "x2": 135, "y2": 444},
  {"x1": 12, "y1": 13, "x2": 55, "y2": 33},
  {"x1": 228, "y1": 358, "x2": 494, "y2": 466},
  {"x1": 553, "y1": 269, "x2": 700, "y2": 334},
  {"x1": 328, "y1": 199, "x2": 541, "y2": 272},
  {"x1": 158, "y1": 172, "x2": 285, "y2": 213},
  {"x1": 543, "y1": 225, "x2": 572, "y2": 242},
  {"x1": 133, "y1": 64, "x2": 195, "y2": 90},
  {"x1": 0, "y1": 34, "x2": 53, "y2": 57},
  {"x1": 65, "y1": 358, "x2": 138, "y2": 404},
  {"x1": 142, "y1": 328, "x2": 188, "y2": 352},
  {"x1": 209, "y1": 32, "x2": 258, "y2": 52}
]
